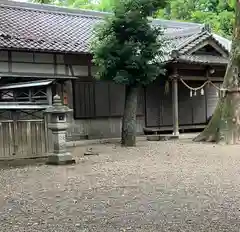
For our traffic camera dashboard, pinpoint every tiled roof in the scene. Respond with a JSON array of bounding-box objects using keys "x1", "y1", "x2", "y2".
[
  {"x1": 164, "y1": 26, "x2": 231, "y2": 64},
  {"x1": 177, "y1": 55, "x2": 228, "y2": 65},
  {"x1": 0, "y1": 0, "x2": 231, "y2": 65},
  {"x1": 0, "y1": 1, "x2": 101, "y2": 53}
]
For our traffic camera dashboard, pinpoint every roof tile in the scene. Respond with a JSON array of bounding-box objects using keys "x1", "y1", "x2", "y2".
[
  {"x1": 0, "y1": 0, "x2": 231, "y2": 63},
  {"x1": 0, "y1": 3, "x2": 100, "y2": 53},
  {"x1": 178, "y1": 55, "x2": 228, "y2": 65}
]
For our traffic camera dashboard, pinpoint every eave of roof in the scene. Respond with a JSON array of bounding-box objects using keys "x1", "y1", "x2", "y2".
[
  {"x1": 176, "y1": 55, "x2": 228, "y2": 65},
  {"x1": 0, "y1": 79, "x2": 54, "y2": 90}
]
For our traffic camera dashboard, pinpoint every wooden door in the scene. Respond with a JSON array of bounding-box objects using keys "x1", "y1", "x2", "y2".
[
  {"x1": 178, "y1": 82, "x2": 193, "y2": 125},
  {"x1": 192, "y1": 82, "x2": 207, "y2": 124},
  {"x1": 145, "y1": 83, "x2": 161, "y2": 127}
]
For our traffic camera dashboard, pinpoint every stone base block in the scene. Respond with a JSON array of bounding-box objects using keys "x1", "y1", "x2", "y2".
[
  {"x1": 147, "y1": 134, "x2": 179, "y2": 141},
  {"x1": 147, "y1": 135, "x2": 160, "y2": 141},
  {"x1": 159, "y1": 135, "x2": 179, "y2": 141},
  {"x1": 47, "y1": 152, "x2": 76, "y2": 165}
]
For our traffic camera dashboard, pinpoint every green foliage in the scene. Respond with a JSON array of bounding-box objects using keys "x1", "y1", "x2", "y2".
[
  {"x1": 155, "y1": 0, "x2": 235, "y2": 38},
  {"x1": 91, "y1": 0, "x2": 167, "y2": 87},
  {"x1": 53, "y1": 0, "x2": 116, "y2": 11}
]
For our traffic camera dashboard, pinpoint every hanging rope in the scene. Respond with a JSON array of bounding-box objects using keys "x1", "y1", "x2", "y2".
[
  {"x1": 209, "y1": 81, "x2": 223, "y2": 91},
  {"x1": 178, "y1": 77, "x2": 228, "y2": 97},
  {"x1": 179, "y1": 78, "x2": 210, "y2": 91},
  {"x1": 180, "y1": 78, "x2": 226, "y2": 91}
]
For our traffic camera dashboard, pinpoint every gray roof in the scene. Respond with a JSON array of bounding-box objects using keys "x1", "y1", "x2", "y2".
[
  {"x1": 177, "y1": 55, "x2": 228, "y2": 65},
  {"x1": 165, "y1": 29, "x2": 230, "y2": 64},
  {"x1": 0, "y1": 79, "x2": 54, "y2": 90},
  {"x1": 0, "y1": 0, "x2": 100, "y2": 53},
  {"x1": 0, "y1": 0, "x2": 231, "y2": 65}
]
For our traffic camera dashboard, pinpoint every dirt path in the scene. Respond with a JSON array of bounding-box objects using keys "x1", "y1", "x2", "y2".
[{"x1": 1, "y1": 138, "x2": 240, "y2": 231}]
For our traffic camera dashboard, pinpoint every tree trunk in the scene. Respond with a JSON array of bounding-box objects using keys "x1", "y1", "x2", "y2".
[
  {"x1": 121, "y1": 86, "x2": 138, "y2": 146},
  {"x1": 194, "y1": 1, "x2": 240, "y2": 144}
]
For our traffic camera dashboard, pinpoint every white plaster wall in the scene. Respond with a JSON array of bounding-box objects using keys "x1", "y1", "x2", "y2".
[{"x1": 0, "y1": 62, "x2": 9, "y2": 72}]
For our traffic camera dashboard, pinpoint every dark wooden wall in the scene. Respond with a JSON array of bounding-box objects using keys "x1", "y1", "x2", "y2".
[
  {"x1": 72, "y1": 78, "x2": 220, "y2": 129},
  {"x1": 73, "y1": 80, "x2": 145, "y2": 119},
  {"x1": 145, "y1": 80, "x2": 220, "y2": 128}
]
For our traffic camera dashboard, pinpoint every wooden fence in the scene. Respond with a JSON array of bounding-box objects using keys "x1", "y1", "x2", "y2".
[{"x1": 0, "y1": 118, "x2": 53, "y2": 160}]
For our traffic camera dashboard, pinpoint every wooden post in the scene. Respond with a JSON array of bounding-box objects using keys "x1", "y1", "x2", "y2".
[
  {"x1": 46, "y1": 86, "x2": 52, "y2": 105},
  {"x1": 172, "y1": 78, "x2": 179, "y2": 136}
]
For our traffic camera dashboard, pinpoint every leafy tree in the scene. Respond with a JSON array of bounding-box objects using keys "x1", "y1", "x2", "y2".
[
  {"x1": 93, "y1": 0, "x2": 116, "y2": 11},
  {"x1": 32, "y1": 0, "x2": 116, "y2": 11},
  {"x1": 194, "y1": 0, "x2": 240, "y2": 144},
  {"x1": 155, "y1": 0, "x2": 234, "y2": 38},
  {"x1": 91, "y1": 0, "x2": 167, "y2": 146}
]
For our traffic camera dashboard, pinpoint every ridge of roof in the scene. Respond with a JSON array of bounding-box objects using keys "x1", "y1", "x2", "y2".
[
  {"x1": 208, "y1": 33, "x2": 230, "y2": 54},
  {"x1": 2, "y1": 0, "x2": 203, "y2": 29},
  {"x1": 166, "y1": 26, "x2": 203, "y2": 39},
  {"x1": 180, "y1": 32, "x2": 229, "y2": 55},
  {"x1": 177, "y1": 31, "x2": 211, "y2": 53},
  {"x1": 170, "y1": 23, "x2": 230, "y2": 57},
  {"x1": 152, "y1": 18, "x2": 202, "y2": 29},
  {"x1": 0, "y1": 0, "x2": 109, "y2": 18},
  {"x1": 213, "y1": 33, "x2": 231, "y2": 52}
]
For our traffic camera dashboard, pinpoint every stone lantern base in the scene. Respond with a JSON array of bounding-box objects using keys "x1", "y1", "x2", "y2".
[
  {"x1": 45, "y1": 95, "x2": 75, "y2": 165},
  {"x1": 47, "y1": 152, "x2": 76, "y2": 165}
]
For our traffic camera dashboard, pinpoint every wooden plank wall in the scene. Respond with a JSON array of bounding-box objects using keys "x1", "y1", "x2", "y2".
[
  {"x1": 145, "y1": 81, "x2": 173, "y2": 127},
  {"x1": 73, "y1": 80, "x2": 145, "y2": 119},
  {"x1": 0, "y1": 111, "x2": 52, "y2": 160},
  {"x1": 69, "y1": 80, "x2": 145, "y2": 139},
  {"x1": 145, "y1": 80, "x2": 220, "y2": 128},
  {"x1": 145, "y1": 83, "x2": 160, "y2": 127},
  {"x1": 0, "y1": 119, "x2": 49, "y2": 160},
  {"x1": 191, "y1": 82, "x2": 207, "y2": 124},
  {"x1": 72, "y1": 79, "x2": 219, "y2": 132},
  {"x1": 179, "y1": 82, "x2": 192, "y2": 125}
]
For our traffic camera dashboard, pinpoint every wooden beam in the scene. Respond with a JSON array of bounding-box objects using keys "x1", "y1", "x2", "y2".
[
  {"x1": 8, "y1": 51, "x2": 12, "y2": 73},
  {"x1": 53, "y1": 54, "x2": 57, "y2": 75},
  {"x1": 172, "y1": 78, "x2": 179, "y2": 136},
  {"x1": 75, "y1": 76, "x2": 95, "y2": 82},
  {"x1": 178, "y1": 76, "x2": 224, "y2": 81},
  {"x1": 170, "y1": 63, "x2": 206, "y2": 70},
  {"x1": 145, "y1": 124, "x2": 206, "y2": 131},
  {"x1": 0, "y1": 72, "x2": 78, "y2": 79},
  {"x1": 64, "y1": 80, "x2": 73, "y2": 108},
  {"x1": 168, "y1": 63, "x2": 227, "y2": 71},
  {"x1": 47, "y1": 86, "x2": 52, "y2": 105}
]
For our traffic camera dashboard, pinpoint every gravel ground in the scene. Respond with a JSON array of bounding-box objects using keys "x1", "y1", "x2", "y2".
[{"x1": 1, "y1": 137, "x2": 240, "y2": 232}]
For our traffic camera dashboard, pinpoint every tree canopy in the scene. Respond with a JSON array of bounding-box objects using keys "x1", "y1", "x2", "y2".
[
  {"x1": 156, "y1": 0, "x2": 235, "y2": 38},
  {"x1": 91, "y1": 0, "x2": 167, "y2": 86}
]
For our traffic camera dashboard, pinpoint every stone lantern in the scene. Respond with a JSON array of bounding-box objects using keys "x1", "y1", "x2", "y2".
[{"x1": 45, "y1": 94, "x2": 75, "y2": 165}]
